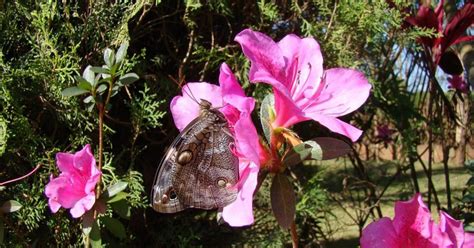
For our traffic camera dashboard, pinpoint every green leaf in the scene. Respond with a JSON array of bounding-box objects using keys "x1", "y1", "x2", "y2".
[
  {"x1": 109, "y1": 63, "x2": 119, "y2": 75},
  {"x1": 90, "y1": 220, "x2": 102, "y2": 248},
  {"x1": 467, "y1": 176, "x2": 474, "y2": 186},
  {"x1": 1, "y1": 200, "x2": 22, "y2": 213},
  {"x1": 83, "y1": 95, "x2": 94, "y2": 104},
  {"x1": 82, "y1": 65, "x2": 95, "y2": 85},
  {"x1": 75, "y1": 75, "x2": 93, "y2": 87},
  {"x1": 283, "y1": 140, "x2": 322, "y2": 167},
  {"x1": 78, "y1": 80, "x2": 92, "y2": 91},
  {"x1": 462, "y1": 193, "x2": 474, "y2": 203},
  {"x1": 87, "y1": 103, "x2": 95, "y2": 112},
  {"x1": 465, "y1": 160, "x2": 474, "y2": 173},
  {"x1": 62, "y1": 86, "x2": 89, "y2": 97},
  {"x1": 115, "y1": 43, "x2": 128, "y2": 64},
  {"x1": 82, "y1": 210, "x2": 94, "y2": 236},
  {"x1": 90, "y1": 66, "x2": 109, "y2": 74},
  {"x1": 260, "y1": 94, "x2": 275, "y2": 143},
  {"x1": 270, "y1": 173, "x2": 296, "y2": 229},
  {"x1": 102, "y1": 181, "x2": 128, "y2": 200},
  {"x1": 119, "y1": 73, "x2": 139, "y2": 85},
  {"x1": 111, "y1": 200, "x2": 131, "y2": 220},
  {"x1": 102, "y1": 217, "x2": 126, "y2": 239},
  {"x1": 96, "y1": 84, "x2": 107, "y2": 94},
  {"x1": 108, "y1": 192, "x2": 128, "y2": 203},
  {"x1": 104, "y1": 48, "x2": 115, "y2": 68},
  {"x1": 314, "y1": 137, "x2": 352, "y2": 160}
]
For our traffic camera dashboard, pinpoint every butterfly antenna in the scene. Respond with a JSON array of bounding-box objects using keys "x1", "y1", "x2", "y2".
[
  {"x1": 182, "y1": 84, "x2": 203, "y2": 106},
  {"x1": 167, "y1": 74, "x2": 201, "y2": 105}
]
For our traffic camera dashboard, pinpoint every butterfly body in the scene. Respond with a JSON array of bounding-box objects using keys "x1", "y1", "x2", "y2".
[{"x1": 152, "y1": 100, "x2": 239, "y2": 213}]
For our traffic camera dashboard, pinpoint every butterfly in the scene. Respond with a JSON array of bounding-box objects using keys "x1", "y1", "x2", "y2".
[{"x1": 151, "y1": 99, "x2": 239, "y2": 213}]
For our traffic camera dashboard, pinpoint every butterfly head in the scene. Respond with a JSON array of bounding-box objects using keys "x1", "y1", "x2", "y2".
[{"x1": 199, "y1": 99, "x2": 212, "y2": 110}]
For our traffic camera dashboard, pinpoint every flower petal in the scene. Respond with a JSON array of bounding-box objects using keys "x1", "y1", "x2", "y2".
[
  {"x1": 360, "y1": 217, "x2": 400, "y2": 248},
  {"x1": 277, "y1": 35, "x2": 324, "y2": 102},
  {"x1": 429, "y1": 222, "x2": 454, "y2": 248},
  {"x1": 85, "y1": 171, "x2": 101, "y2": 194},
  {"x1": 306, "y1": 68, "x2": 371, "y2": 117},
  {"x1": 304, "y1": 113, "x2": 363, "y2": 142},
  {"x1": 48, "y1": 198, "x2": 61, "y2": 213},
  {"x1": 73, "y1": 144, "x2": 95, "y2": 177},
  {"x1": 56, "y1": 152, "x2": 74, "y2": 173},
  {"x1": 464, "y1": 232, "x2": 474, "y2": 247},
  {"x1": 70, "y1": 193, "x2": 96, "y2": 218},
  {"x1": 233, "y1": 111, "x2": 260, "y2": 165},
  {"x1": 440, "y1": 211, "x2": 465, "y2": 248},
  {"x1": 45, "y1": 175, "x2": 68, "y2": 213},
  {"x1": 219, "y1": 63, "x2": 246, "y2": 99},
  {"x1": 222, "y1": 161, "x2": 259, "y2": 226},
  {"x1": 393, "y1": 193, "x2": 433, "y2": 241},
  {"x1": 234, "y1": 29, "x2": 288, "y2": 94},
  {"x1": 273, "y1": 89, "x2": 307, "y2": 128},
  {"x1": 170, "y1": 83, "x2": 223, "y2": 131}
]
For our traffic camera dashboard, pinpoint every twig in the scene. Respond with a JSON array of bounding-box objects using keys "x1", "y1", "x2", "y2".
[
  {"x1": 178, "y1": 28, "x2": 195, "y2": 84},
  {"x1": 324, "y1": 0, "x2": 338, "y2": 40},
  {"x1": 199, "y1": 16, "x2": 215, "y2": 82},
  {"x1": 0, "y1": 164, "x2": 42, "y2": 186}
]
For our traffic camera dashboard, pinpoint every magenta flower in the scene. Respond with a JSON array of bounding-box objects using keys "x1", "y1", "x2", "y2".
[
  {"x1": 170, "y1": 63, "x2": 261, "y2": 226},
  {"x1": 360, "y1": 193, "x2": 474, "y2": 248},
  {"x1": 45, "y1": 144, "x2": 101, "y2": 218},
  {"x1": 448, "y1": 75, "x2": 469, "y2": 93},
  {"x1": 376, "y1": 124, "x2": 396, "y2": 145},
  {"x1": 235, "y1": 29, "x2": 371, "y2": 141}
]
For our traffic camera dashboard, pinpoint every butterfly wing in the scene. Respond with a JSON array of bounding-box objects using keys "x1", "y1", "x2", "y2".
[
  {"x1": 172, "y1": 113, "x2": 239, "y2": 209},
  {"x1": 152, "y1": 108, "x2": 239, "y2": 213},
  {"x1": 151, "y1": 116, "x2": 203, "y2": 213}
]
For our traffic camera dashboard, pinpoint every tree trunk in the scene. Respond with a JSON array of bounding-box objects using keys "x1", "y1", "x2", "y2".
[{"x1": 455, "y1": 44, "x2": 473, "y2": 167}]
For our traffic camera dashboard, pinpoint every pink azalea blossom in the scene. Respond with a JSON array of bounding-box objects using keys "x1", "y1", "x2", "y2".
[
  {"x1": 376, "y1": 124, "x2": 396, "y2": 145},
  {"x1": 448, "y1": 75, "x2": 469, "y2": 93},
  {"x1": 235, "y1": 29, "x2": 371, "y2": 142},
  {"x1": 360, "y1": 193, "x2": 474, "y2": 248},
  {"x1": 170, "y1": 63, "x2": 260, "y2": 227},
  {"x1": 45, "y1": 144, "x2": 101, "y2": 218}
]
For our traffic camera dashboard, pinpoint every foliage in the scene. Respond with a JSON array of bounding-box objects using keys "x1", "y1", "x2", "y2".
[{"x1": 0, "y1": 0, "x2": 472, "y2": 246}]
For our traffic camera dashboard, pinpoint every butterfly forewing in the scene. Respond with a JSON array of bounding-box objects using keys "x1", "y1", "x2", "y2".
[{"x1": 152, "y1": 102, "x2": 239, "y2": 213}]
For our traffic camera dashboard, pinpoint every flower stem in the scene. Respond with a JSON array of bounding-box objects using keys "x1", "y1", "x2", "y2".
[
  {"x1": 290, "y1": 221, "x2": 298, "y2": 248},
  {"x1": 93, "y1": 104, "x2": 104, "y2": 219}
]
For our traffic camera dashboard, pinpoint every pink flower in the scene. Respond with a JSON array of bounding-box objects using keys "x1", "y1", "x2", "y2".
[
  {"x1": 235, "y1": 29, "x2": 371, "y2": 142},
  {"x1": 360, "y1": 193, "x2": 474, "y2": 248},
  {"x1": 448, "y1": 75, "x2": 469, "y2": 93},
  {"x1": 170, "y1": 63, "x2": 261, "y2": 226},
  {"x1": 376, "y1": 124, "x2": 396, "y2": 145},
  {"x1": 45, "y1": 144, "x2": 101, "y2": 218}
]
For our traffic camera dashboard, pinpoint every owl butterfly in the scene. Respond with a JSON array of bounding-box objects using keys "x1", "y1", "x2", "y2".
[{"x1": 151, "y1": 98, "x2": 239, "y2": 213}]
